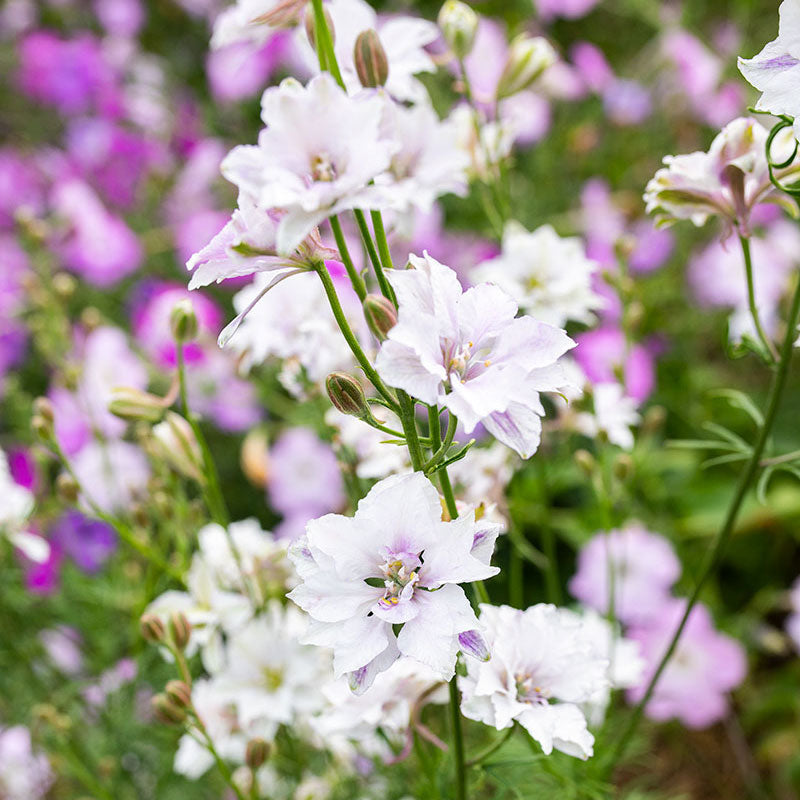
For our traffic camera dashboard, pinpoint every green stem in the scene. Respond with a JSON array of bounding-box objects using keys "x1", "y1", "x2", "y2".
[
  {"x1": 448, "y1": 678, "x2": 468, "y2": 800},
  {"x1": 315, "y1": 261, "x2": 398, "y2": 408},
  {"x1": 330, "y1": 215, "x2": 366, "y2": 301},
  {"x1": 425, "y1": 409, "x2": 458, "y2": 471},
  {"x1": 541, "y1": 519, "x2": 561, "y2": 605},
  {"x1": 398, "y1": 390, "x2": 425, "y2": 471},
  {"x1": 369, "y1": 210, "x2": 398, "y2": 305},
  {"x1": 465, "y1": 726, "x2": 514, "y2": 768},
  {"x1": 311, "y1": 0, "x2": 344, "y2": 88},
  {"x1": 740, "y1": 235, "x2": 779, "y2": 364},
  {"x1": 509, "y1": 540, "x2": 523, "y2": 607},
  {"x1": 353, "y1": 209, "x2": 389, "y2": 296},
  {"x1": 607, "y1": 274, "x2": 800, "y2": 769}
]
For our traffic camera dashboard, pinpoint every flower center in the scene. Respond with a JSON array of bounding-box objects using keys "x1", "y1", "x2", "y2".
[
  {"x1": 311, "y1": 152, "x2": 337, "y2": 182},
  {"x1": 515, "y1": 674, "x2": 551, "y2": 706},
  {"x1": 446, "y1": 340, "x2": 492, "y2": 384},
  {"x1": 378, "y1": 553, "x2": 421, "y2": 608},
  {"x1": 262, "y1": 666, "x2": 284, "y2": 691}
]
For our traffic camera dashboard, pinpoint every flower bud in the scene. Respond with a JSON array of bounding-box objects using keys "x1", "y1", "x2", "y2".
[
  {"x1": 151, "y1": 693, "x2": 187, "y2": 725},
  {"x1": 613, "y1": 453, "x2": 633, "y2": 481},
  {"x1": 245, "y1": 738, "x2": 271, "y2": 770},
  {"x1": 241, "y1": 429, "x2": 270, "y2": 488},
  {"x1": 165, "y1": 680, "x2": 193, "y2": 710},
  {"x1": 363, "y1": 294, "x2": 397, "y2": 340},
  {"x1": 496, "y1": 35, "x2": 556, "y2": 100},
  {"x1": 140, "y1": 613, "x2": 166, "y2": 643},
  {"x1": 170, "y1": 299, "x2": 198, "y2": 343},
  {"x1": 108, "y1": 387, "x2": 167, "y2": 424},
  {"x1": 168, "y1": 612, "x2": 192, "y2": 651},
  {"x1": 152, "y1": 412, "x2": 204, "y2": 483},
  {"x1": 354, "y1": 29, "x2": 389, "y2": 88},
  {"x1": 574, "y1": 448, "x2": 596, "y2": 476},
  {"x1": 33, "y1": 396, "x2": 55, "y2": 425},
  {"x1": 304, "y1": 4, "x2": 335, "y2": 52},
  {"x1": 31, "y1": 412, "x2": 54, "y2": 443},
  {"x1": 326, "y1": 373, "x2": 369, "y2": 418},
  {"x1": 438, "y1": 0, "x2": 478, "y2": 60},
  {"x1": 55, "y1": 472, "x2": 80, "y2": 503},
  {"x1": 80, "y1": 307, "x2": 102, "y2": 331}
]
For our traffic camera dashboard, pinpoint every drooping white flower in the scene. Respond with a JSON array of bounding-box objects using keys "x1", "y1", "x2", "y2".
[
  {"x1": 222, "y1": 74, "x2": 397, "y2": 254},
  {"x1": 210, "y1": 0, "x2": 303, "y2": 50},
  {"x1": 375, "y1": 253, "x2": 575, "y2": 459},
  {"x1": 473, "y1": 222, "x2": 603, "y2": 327},
  {"x1": 643, "y1": 116, "x2": 800, "y2": 236},
  {"x1": 298, "y1": 0, "x2": 438, "y2": 103},
  {"x1": 459, "y1": 604, "x2": 609, "y2": 760},
  {"x1": 0, "y1": 448, "x2": 48, "y2": 563},
  {"x1": 738, "y1": 1, "x2": 800, "y2": 141},
  {"x1": 287, "y1": 472, "x2": 501, "y2": 693},
  {"x1": 575, "y1": 382, "x2": 640, "y2": 450}
]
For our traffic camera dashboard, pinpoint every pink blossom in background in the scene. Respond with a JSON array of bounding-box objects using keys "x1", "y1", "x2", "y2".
[
  {"x1": 569, "y1": 524, "x2": 681, "y2": 626},
  {"x1": 17, "y1": 31, "x2": 121, "y2": 116},
  {"x1": 25, "y1": 544, "x2": 63, "y2": 596},
  {"x1": 40, "y1": 626, "x2": 84, "y2": 675},
  {"x1": 94, "y1": 0, "x2": 144, "y2": 38},
  {"x1": 535, "y1": 0, "x2": 599, "y2": 21},
  {"x1": 71, "y1": 440, "x2": 150, "y2": 514},
  {"x1": 0, "y1": 725, "x2": 53, "y2": 799},
  {"x1": 207, "y1": 33, "x2": 292, "y2": 102},
  {"x1": 51, "y1": 179, "x2": 143, "y2": 286},
  {"x1": 602, "y1": 79, "x2": 652, "y2": 126},
  {"x1": 173, "y1": 208, "x2": 230, "y2": 267},
  {"x1": 628, "y1": 219, "x2": 674, "y2": 273},
  {"x1": 787, "y1": 578, "x2": 800, "y2": 653},
  {"x1": 461, "y1": 18, "x2": 508, "y2": 103},
  {"x1": 574, "y1": 327, "x2": 656, "y2": 403},
  {"x1": 498, "y1": 91, "x2": 552, "y2": 147},
  {"x1": 627, "y1": 600, "x2": 747, "y2": 728},
  {"x1": 0, "y1": 235, "x2": 30, "y2": 394},
  {"x1": 571, "y1": 42, "x2": 614, "y2": 93},
  {"x1": 7, "y1": 447, "x2": 37, "y2": 492},
  {"x1": 49, "y1": 386, "x2": 91, "y2": 457},
  {"x1": 0, "y1": 149, "x2": 42, "y2": 228},
  {"x1": 50, "y1": 511, "x2": 117, "y2": 574},
  {"x1": 132, "y1": 281, "x2": 223, "y2": 367}
]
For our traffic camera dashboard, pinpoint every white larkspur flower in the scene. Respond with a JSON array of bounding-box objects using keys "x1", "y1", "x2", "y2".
[
  {"x1": 222, "y1": 74, "x2": 397, "y2": 254},
  {"x1": 0, "y1": 448, "x2": 48, "y2": 563},
  {"x1": 576, "y1": 382, "x2": 640, "y2": 450},
  {"x1": 287, "y1": 472, "x2": 501, "y2": 693},
  {"x1": 643, "y1": 116, "x2": 800, "y2": 236},
  {"x1": 375, "y1": 253, "x2": 575, "y2": 459},
  {"x1": 738, "y1": 1, "x2": 800, "y2": 141},
  {"x1": 298, "y1": 0, "x2": 438, "y2": 103},
  {"x1": 459, "y1": 604, "x2": 609, "y2": 760},
  {"x1": 452, "y1": 104, "x2": 515, "y2": 180},
  {"x1": 473, "y1": 222, "x2": 603, "y2": 328},
  {"x1": 210, "y1": 0, "x2": 303, "y2": 50},
  {"x1": 375, "y1": 99, "x2": 469, "y2": 214}
]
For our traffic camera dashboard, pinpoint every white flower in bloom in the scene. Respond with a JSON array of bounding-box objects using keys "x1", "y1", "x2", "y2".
[
  {"x1": 738, "y1": 1, "x2": 800, "y2": 141},
  {"x1": 211, "y1": 0, "x2": 302, "y2": 50},
  {"x1": 212, "y1": 602, "x2": 329, "y2": 729},
  {"x1": 187, "y1": 193, "x2": 336, "y2": 291},
  {"x1": 317, "y1": 658, "x2": 447, "y2": 760},
  {"x1": 0, "y1": 448, "x2": 48, "y2": 563},
  {"x1": 459, "y1": 604, "x2": 609, "y2": 760},
  {"x1": 298, "y1": 0, "x2": 438, "y2": 103},
  {"x1": 287, "y1": 472, "x2": 500, "y2": 692},
  {"x1": 375, "y1": 253, "x2": 575, "y2": 459},
  {"x1": 228, "y1": 268, "x2": 365, "y2": 389},
  {"x1": 0, "y1": 726, "x2": 53, "y2": 800},
  {"x1": 576, "y1": 382, "x2": 640, "y2": 450},
  {"x1": 325, "y1": 408, "x2": 410, "y2": 480},
  {"x1": 643, "y1": 117, "x2": 800, "y2": 236},
  {"x1": 452, "y1": 104, "x2": 515, "y2": 180},
  {"x1": 222, "y1": 74, "x2": 397, "y2": 254},
  {"x1": 376, "y1": 100, "x2": 469, "y2": 214},
  {"x1": 473, "y1": 222, "x2": 602, "y2": 328}
]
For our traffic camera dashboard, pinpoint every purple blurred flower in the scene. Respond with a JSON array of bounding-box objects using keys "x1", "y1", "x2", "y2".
[
  {"x1": 574, "y1": 327, "x2": 656, "y2": 402},
  {"x1": 571, "y1": 42, "x2": 614, "y2": 92},
  {"x1": 25, "y1": 545, "x2": 63, "y2": 596},
  {"x1": 7, "y1": 447, "x2": 37, "y2": 492},
  {"x1": 17, "y1": 31, "x2": 121, "y2": 116},
  {"x1": 0, "y1": 149, "x2": 42, "y2": 229},
  {"x1": 51, "y1": 179, "x2": 143, "y2": 286},
  {"x1": 94, "y1": 0, "x2": 144, "y2": 38},
  {"x1": 787, "y1": 577, "x2": 800, "y2": 653},
  {"x1": 0, "y1": 725, "x2": 53, "y2": 799},
  {"x1": 602, "y1": 79, "x2": 652, "y2": 126},
  {"x1": 535, "y1": 0, "x2": 599, "y2": 21},
  {"x1": 628, "y1": 219, "x2": 674, "y2": 273},
  {"x1": 569, "y1": 524, "x2": 681, "y2": 626},
  {"x1": 50, "y1": 511, "x2": 117, "y2": 573},
  {"x1": 267, "y1": 427, "x2": 345, "y2": 523},
  {"x1": 626, "y1": 600, "x2": 747, "y2": 728},
  {"x1": 173, "y1": 208, "x2": 229, "y2": 267},
  {"x1": 40, "y1": 626, "x2": 84, "y2": 675}
]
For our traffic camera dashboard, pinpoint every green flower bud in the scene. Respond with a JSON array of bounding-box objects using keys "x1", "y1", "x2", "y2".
[
  {"x1": 496, "y1": 35, "x2": 556, "y2": 100},
  {"x1": 165, "y1": 680, "x2": 193, "y2": 710},
  {"x1": 304, "y1": 4, "x2": 335, "y2": 52},
  {"x1": 140, "y1": 613, "x2": 166, "y2": 644},
  {"x1": 326, "y1": 373, "x2": 369, "y2": 418},
  {"x1": 245, "y1": 738, "x2": 272, "y2": 770},
  {"x1": 362, "y1": 294, "x2": 397, "y2": 341},
  {"x1": 108, "y1": 387, "x2": 167, "y2": 424},
  {"x1": 55, "y1": 472, "x2": 80, "y2": 504},
  {"x1": 354, "y1": 29, "x2": 389, "y2": 89},
  {"x1": 169, "y1": 299, "x2": 198, "y2": 343},
  {"x1": 152, "y1": 412, "x2": 204, "y2": 483},
  {"x1": 438, "y1": 0, "x2": 478, "y2": 60},
  {"x1": 33, "y1": 396, "x2": 55, "y2": 425},
  {"x1": 168, "y1": 612, "x2": 192, "y2": 651},
  {"x1": 151, "y1": 693, "x2": 187, "y2": 725}
]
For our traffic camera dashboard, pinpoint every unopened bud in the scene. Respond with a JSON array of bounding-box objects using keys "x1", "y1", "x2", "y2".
[
  {"x1": 496, "y1": 35, "x2": 556, "y2": 99},
  {"x1": 438, "y1": 0, "x2": 478, "y2": 59},
  {"x1": 613, "y1": 453, "x2": 634, "y2": 481},
  {"x1": 140, "y1": 613, "x2": 166, "y2": 643},
  {"x1": 33, "y1": 396, "x2": 54, "y2": 425},
  {"x1": 152, "y1": 412, "x2": 204, "y2": 483},
  {"x1": 80, "y1": 307, "x2": 102, "y2": 331},
  {"x1": 151, "y1": 693, "x2": 187, "y2": 725},
  {"x1": 168, "y1": 612, "x2": 192, "y2": 651},
  {"x1": 170, "y1": 299, "x2": 198, "y2": 343},
  {"x1": 241, "y1": 429, "x2": 269, "y2": 488},
  {"x1": 326, "y1": 373, "x2": 369, "y2": 418},
  {"x1": 642, "y1": 405, "x2": 666, "y2": 434},
  {"x1": 574, "y1": 448, "x2": 596, "y2": 476},
  {"x1": 109, "y1": 387, "x2": 167, "y2": 424},
  {"x1": 52, "y1": 272, "x2": 77, "y2": 299},
  {"x1": 31, "y1": 415, "x2": 53, "y2": 443},
  {"x1": 245, "y1": 738, "x2": 271, "y2": 770},
  {"x1": 55, "y1": 472, "x2": 80, "y2": 503},
  {"x1": 165, "y1": 680, "x2": 193, "y2": 709},
  {"x1": 363, "y1": 294, "x2": 397, "y2": 340},
  {"x1": 354, "y1": 29, "x2": 388, "y2": 88},
  {"x1": 304, "y1": 4, "x2": 335, "y2": 52}
]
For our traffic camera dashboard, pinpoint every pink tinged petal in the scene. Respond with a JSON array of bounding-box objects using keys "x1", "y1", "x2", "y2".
[
  {"x1": 286, "y1": 571, "x2": 379, "y2": 622},
  {"x1": 470, "y1": 519, "x2": 503, "y2": 566},
  {"x1": 482, "y1": 401, "x2": 543, "y2": 459},
  {"x1": 276, "y1": 206, "x2": 330, "y2": 255},
  {"x1": 491, "y1": 315, "x2": 576, "y2": 371},
  {"x1": 302, "y1": 616, "x2": 393, "y2": 677},
  {"x1": 421, "y1": 515, "x2": 500, "y2": 586},
  {"x1": 347, "y1": 635, "x2": 401, "y2": 694},
  {"x1": 375, "y1": 338, "x2": 443, "y2": 404},
  {"x1": 459, "y1": 629, "x2": 490, "y2": 661},
  {"x1": 457, "y1": 283, "x2": 519, "y2": 346},
  {"x1": 305, "y1": 513, "x2": 378, "y2": 580},
  {"x1": 372, "y1": 592, "x2": 421, "y2": 624},
  {"x1": 444, "y1": 368, "x2": 519, "y2": 431}
]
